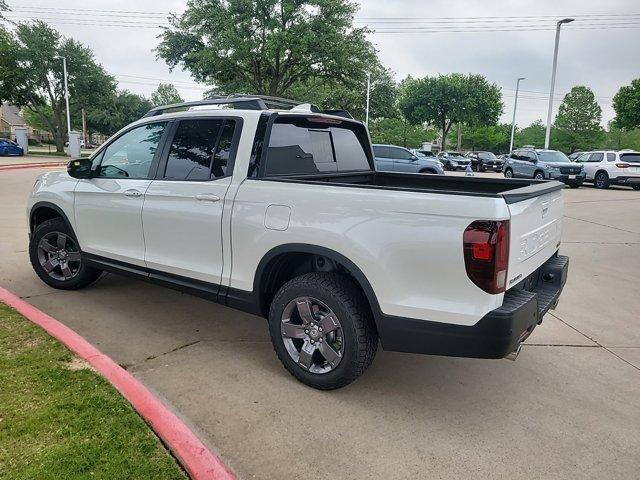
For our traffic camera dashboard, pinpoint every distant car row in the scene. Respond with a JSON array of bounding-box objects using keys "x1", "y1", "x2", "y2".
[{"x1": 371, "y1": 143, "x2": 640, "y2": 190}]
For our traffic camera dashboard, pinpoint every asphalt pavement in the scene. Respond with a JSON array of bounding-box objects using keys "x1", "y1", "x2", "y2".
[{"x1": 1, "y1": 167, "x2": 639, "y2": 479}]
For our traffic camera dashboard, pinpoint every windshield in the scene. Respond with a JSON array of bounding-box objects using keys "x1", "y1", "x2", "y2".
[
  {"x1": 448, "y1": 153, "x2": 465, "y2": 158},
  {"x1": 537, "y1": 151, "x2": 570, "y2": 163},
  {"x1": 479, "y1": 152, "x2": 497, "y2": 160}
]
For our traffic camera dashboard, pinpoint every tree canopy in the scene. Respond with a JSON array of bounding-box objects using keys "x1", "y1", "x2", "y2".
[
  {"x1": 515, "y1": 120, "x2": 546, "y2": 149},
  {"x1": 0, "y1": 22, "x2": 115, "y2": 150},
  {"x1": 398, "y1": 73, "x2": 503, "y2": 148},
  {"x1": 553, "y1": 86, "x2": 604, "y2": 153},
  {"x1": 158, "y1": 0, "x2": 377, "y2": 99},
  {"x1": 151, "y1": 83, "x2": 184, "y2": 107},
  {"x1": 369, "y1": 117, "x2": 437, "y2": 148},
  {"x1": 613, "y1": 78, "x2": 640, "y2": 130},
  {"x1": 86, "y1": 90, "x2": 153, "y2": 136}
]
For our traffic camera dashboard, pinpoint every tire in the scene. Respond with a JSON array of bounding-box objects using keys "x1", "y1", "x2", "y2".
[
  {"x1": 268, "y1": 272, "x2": 378, "y2": 390},
  {"x1": 633, "y1": 185, "x2": 640, "y2": 190},
  {"x1": 419, "y1": 168, "x2": 436, "y2": 174},
  {"x1": 594, "y1": 171, "x2": 610, "y2": 189},
  {"x1": 29, "y1": 218, "x2": 102, "y2": 290},
  {"x1": 504, "y1": 168, "x2": 513, "y2": 178},
  {"x1": 533, "y1": 171, "x2": 545, "y2": 180}
]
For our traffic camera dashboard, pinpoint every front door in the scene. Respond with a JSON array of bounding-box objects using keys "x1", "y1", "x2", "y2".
[
  {"x1": 391, "y1": 147, "x2": 419, "y2": 172},
  {"x1": 142, "y1": 118, "x2": 238, "y2": 286},
  {"x1": 74, "y1": 122, "x2": 168, "y2": 266}
]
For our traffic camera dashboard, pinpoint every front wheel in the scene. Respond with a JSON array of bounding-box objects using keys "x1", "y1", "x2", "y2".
[
  {"x1": 504, "y1": 168, "x2": 513, "y2": 178},
  {"x1": 595, "y1": 172, "x2": 610, "y2": 189},
  {"x1": 29, "y1": 218, "x2": 102, "y2": 290},
  {"x1": 632, "y1": 185, "x2": 640, "y2": 190},
  {"x1": 268, "y1": 272, "x2": 378, "y2": 390},
  {"x1": 534, "y1": 171, "x2": 545, "y2": 180}
]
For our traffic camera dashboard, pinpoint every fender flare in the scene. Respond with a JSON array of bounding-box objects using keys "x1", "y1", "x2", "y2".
[
  {"x1": 29, "y1": 201, "x2": 76, "y2": 241},
  {"x1": 252, "y1": 243, "x2": 383, "y2": 320}
]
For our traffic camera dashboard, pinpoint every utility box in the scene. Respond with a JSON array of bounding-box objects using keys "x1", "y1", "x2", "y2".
[
  {"x1": 68, "y1": 131, "x2": 81, "y2": 158},
  {"x1": 14, "y1": 127, "x2": 28, "y2": 154}
]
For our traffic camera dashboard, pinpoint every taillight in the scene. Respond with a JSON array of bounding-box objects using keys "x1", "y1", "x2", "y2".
[
  {"x1": 615, "y1": 163, "x2": 629, "y2": 168},
  {"x1": 463, "y1": 220, "x2": 510, "y2": 294}
]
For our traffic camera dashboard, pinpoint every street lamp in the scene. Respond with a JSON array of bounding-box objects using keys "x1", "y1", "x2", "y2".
[
  {"x1": 365, "y1": 71, "x2": 371, "y2": 126},
  {"x1": 53, "y1": 55, "x2": 72, "y2": 145},
  {"x1": 509, "y1": 77, "x2": 525, "y2": 153},
  {"x1": 544, "y1": 18, "x2": 574, "y2": 149}
]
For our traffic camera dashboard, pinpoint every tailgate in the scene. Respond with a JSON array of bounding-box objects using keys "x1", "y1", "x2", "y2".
[{"x1": 505, "y1": 188, "x2": 563, "y2": 290}]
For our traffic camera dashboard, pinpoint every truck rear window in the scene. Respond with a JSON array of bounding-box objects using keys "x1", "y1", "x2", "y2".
[{"x1": 262, "y1": 117, "x2": 371, "y2": 176}]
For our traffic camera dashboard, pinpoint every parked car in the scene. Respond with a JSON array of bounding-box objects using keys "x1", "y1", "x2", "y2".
[
  {"x1": 568, "y1": 151, "x2": 583, "y2": 161},
  {"x1": 437, "y1": 151, "x2": 471, "y2": 171},
  {"x1": 465, "y1": 151, "x2": 503, "y2": 172},
  {"x1": 373, "y1": 144, "x2": 444, "y2": 174},
  {"x1": 503, "y1": 148, "x2": 585, "y2": 187},
  {"x1": 0, "y1": 138, "x2": 24, "y2": 156},
  {"x1": 574, "y1": 150, "x2": 640, "y2": 189},
  {"x1": 26, "y1": 97, "x2": 569, "y2": 390}
]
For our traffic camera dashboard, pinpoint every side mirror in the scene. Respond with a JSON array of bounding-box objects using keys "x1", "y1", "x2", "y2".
[{"x1": 67, "y1": 158, "x2": 92, "y2": 179}]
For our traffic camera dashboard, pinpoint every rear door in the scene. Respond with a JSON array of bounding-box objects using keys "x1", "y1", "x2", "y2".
[
  {"x1": 373, "y1": 146, "x2": 394, "y2": 172},
  {"x1": 142, "y1": 117, "x2": 239, "y2": 285},
  {"x1": 506, "y1": 188, "x2": 564, "y2": 289}
]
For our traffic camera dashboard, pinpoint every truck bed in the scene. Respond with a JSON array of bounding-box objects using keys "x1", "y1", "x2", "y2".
[{"x1": 264, "y1": 171, "x2": 565, "y2": 204}]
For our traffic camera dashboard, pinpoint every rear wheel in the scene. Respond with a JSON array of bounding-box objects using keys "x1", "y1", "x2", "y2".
[
  {"x1": 504, "y1": 168, "x2": 513, "y2": 178},
  {"x1": 595, "y1": 171, "x2": 610, "y2": 189},
  {"x1": 29, "y1": 218, "x2": 102, "y2": 290},
  {"x1": 268, "y1": 272, "x2": 378, "y2": 390}
]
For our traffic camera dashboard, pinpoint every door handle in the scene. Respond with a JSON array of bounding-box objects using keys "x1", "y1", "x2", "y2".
[
  {"x1": 123, "y1": 189, "x2": 142, "y2": 198},
  {"x1": 195, "y1": 193, "x2": 221, "y2": 202}
]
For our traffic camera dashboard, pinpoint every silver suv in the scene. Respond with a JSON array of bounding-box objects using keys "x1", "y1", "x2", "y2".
[{"x1": 503, "y1": 148, "x2": 585, "y2": 188}]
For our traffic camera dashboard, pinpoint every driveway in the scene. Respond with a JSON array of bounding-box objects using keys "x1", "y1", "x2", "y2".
[{"x1": 2, "y1": 167, "x2": 639, "y2": 479}]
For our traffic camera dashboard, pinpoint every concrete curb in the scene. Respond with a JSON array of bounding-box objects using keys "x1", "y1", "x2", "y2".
[{"x1": 0, "y1": 286, "x2": 237, "y2": 480}]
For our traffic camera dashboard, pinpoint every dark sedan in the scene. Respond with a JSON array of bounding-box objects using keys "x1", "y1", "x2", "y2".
[
  {"x1": 465, "y1": 151, "x2": 503, "y2": 172},
  {"x1": 0, "y1": 138, "x2": 24, "y2": 156}
]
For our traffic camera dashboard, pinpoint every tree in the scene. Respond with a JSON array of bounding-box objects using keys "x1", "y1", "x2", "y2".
[
  {"x1": 604, "y1": 122, "x2": 640, "y2": 151},
  {"x1": 515, "y1": 120, "x2": 546, "y2": 149},
  {"x1": 288, "y1": 65, "x2": 398, "y2": 121},
  {"x1": 0, "y1": 22, "x2": 115, "y2": 151},
  {"x1": 369, "y1": 117, "x2": 437, "y2": 148},
  {"x1": 460, "y1": 124, "x2": 511, "y2": 153},
  {"x1": 613, "y1": 78, "x2": 640, "y2": 130},
  {"x1": 158, "y1": 0, "x2": 377, "y2": 98},
  {"x1": 552, "y1": 86, "x2": 604, "y2": 153},
  {"x1": 398, "y1": 73, "x2": 503, "y2": 149},
  {"x1": 86, "y1": 90, "x2": 153, "y2": 136},
  {"x1": 151, "y1": 83, "x2": 183, "y2": 106}
]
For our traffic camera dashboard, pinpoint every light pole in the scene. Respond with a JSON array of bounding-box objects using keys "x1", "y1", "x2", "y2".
[
  {"x1": 54, "y1": 56, "x2": 72, "y2": 143},
  {"x1": 509, "y1": 77, "x2": 525, "y2": 153},
  {"x1": 544, "y1": 18, "x2": 574, "y2": 149},
  {"x1": 365, "y1": 71, "x2": 371, "y2": 126}
]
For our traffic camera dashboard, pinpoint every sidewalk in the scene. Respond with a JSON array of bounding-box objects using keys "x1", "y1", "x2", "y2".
[{"x1": 0, "y1": 155, "x2": 67, "y2": 170}]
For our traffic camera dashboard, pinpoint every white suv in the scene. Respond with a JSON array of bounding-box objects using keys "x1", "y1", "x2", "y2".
[{"x1": 575, "y1": 150, "x2": 640, "y2": 189}]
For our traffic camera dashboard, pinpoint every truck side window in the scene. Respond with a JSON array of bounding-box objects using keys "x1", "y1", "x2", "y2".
[
  {"x1": 98, "y1": 122, "x2": 167, "y2": 179},
  {"x1": 263, "y1": 118, "x2": 370, "y2": 176},
  {"x1": 163, "y1": 119, "x2": 236, "y2": 180}
]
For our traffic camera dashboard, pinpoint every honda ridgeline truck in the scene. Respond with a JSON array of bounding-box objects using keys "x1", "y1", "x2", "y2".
[{"x1": 27, "y1": 97, "x2": 569, "y2": 389}]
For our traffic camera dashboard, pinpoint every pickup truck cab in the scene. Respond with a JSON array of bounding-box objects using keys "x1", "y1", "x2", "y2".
[
  {"x1": 27, "y1": 97, "x2": 569, "y2": 389},
  {"x1": 504, "y1": 148, "x2": 585, "y2": 187}
]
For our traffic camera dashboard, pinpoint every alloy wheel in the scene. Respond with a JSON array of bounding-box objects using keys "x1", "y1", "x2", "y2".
[
  {"x1": 280, "y1": 296, "x2": 345, "y2": 374},
  {"x1": 36, "y1": 232, "x2": 82, "y2": 281}
]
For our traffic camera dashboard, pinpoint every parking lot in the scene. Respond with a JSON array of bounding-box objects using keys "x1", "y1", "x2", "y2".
[{"x1": 1, "y1": 167, "x2": 639, "y2": 479}]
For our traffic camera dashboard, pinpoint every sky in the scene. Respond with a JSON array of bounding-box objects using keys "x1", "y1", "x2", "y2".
[{"x1": 3, "y1": 0, "x2": 639, "y2": 127}]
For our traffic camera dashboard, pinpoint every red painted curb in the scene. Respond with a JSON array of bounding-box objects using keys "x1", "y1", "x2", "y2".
[
  {"x1": 0, "y1": 287, "x2": 237, "y2": 480},
  {"x1": 0, "y1": 162, "x2": 66, "y2": 171}
]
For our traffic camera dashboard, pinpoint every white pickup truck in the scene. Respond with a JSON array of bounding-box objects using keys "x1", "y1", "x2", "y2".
[{"x1": 27, "y1": 97, "x2": 569, "y2": 389}]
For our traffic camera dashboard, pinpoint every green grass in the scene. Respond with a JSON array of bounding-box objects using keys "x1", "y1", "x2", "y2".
[{"x1": 0, "y1": 304, "x2": 188, "y2": 480}]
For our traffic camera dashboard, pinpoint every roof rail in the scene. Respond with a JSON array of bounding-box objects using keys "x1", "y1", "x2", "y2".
[{"x1": 141, "y1": 94, "x2": 320, "y2": 118}]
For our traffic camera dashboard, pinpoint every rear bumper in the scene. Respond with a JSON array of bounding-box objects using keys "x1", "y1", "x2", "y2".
[
  {"x1": 610, "y1": 176, "x2": 640, "y2": 185},
  {"x1": 377, "y1": 254, "x2": 569, "y2": 358}
]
